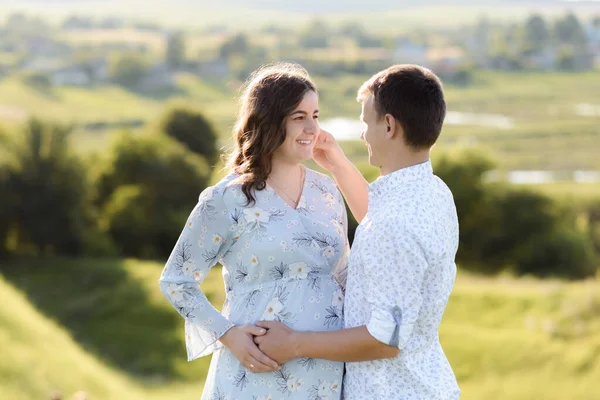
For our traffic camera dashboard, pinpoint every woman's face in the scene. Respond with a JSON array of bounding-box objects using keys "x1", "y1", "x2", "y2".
[{"x1": 272, "y1": 90, "x2": 319, "y2": 164}]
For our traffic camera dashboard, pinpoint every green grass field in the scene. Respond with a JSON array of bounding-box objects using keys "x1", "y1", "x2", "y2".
[
  {"x1": 2, "y1": 70, "x2": 599, "y2": 172},
  {"x1": 1, "y1": 257, "x2": 599, "y2": 399}
]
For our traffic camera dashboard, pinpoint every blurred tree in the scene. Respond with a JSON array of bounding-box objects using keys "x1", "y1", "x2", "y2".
[
  {"x1": 95, "y1": 132, "x2": 210, "y2": 258},
  {"x1": 434, "y1": 148, "x2": 503, "y2": 272},
  {"x1": 554, "y1": 13, "x2": 587, "y2": 47},
  {"x1": 157, "y1": 104, "x2": 219, "y2": 165},
  {"x1": 165, "y1": 31, "x2": 186, "y2": 70},
  {"x1": 219, "y1": 33, "x2": 250, "y2": 60},
  {"x1": 299, "y1": 19, "x2": 330, "y2": 49},
  {"x1": 108, "y1": 53, "x2": 149, "y2": 88},
  {"x1": 0, "y1": 119, "x2": 90, "y2": 255},
  {"x1": 515, "y1": 229, "x2": 596, "y2": 279},
  {"x1": 556, "y1": 45, "x2": 577, "y2": 70},
  {"x1": 0, "y1": 161, "x2": 16, "y2": 256},
  {"x1": 522, "y1": 14, "x2": 550, "y2": 53}
]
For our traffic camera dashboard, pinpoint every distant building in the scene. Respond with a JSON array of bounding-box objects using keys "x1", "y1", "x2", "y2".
[
  {"x1": 137, "y1": 62, "x2": 175, "y2": 90},
  {"x1": 393, "y1": 38, "x2": 428, "y2": 66},
  {"x1": 426, "y1": 46, "x2": 465, "y2": 73},
  {"x1": 196, "y1": 59, "x2": 230, "y2": 78}
]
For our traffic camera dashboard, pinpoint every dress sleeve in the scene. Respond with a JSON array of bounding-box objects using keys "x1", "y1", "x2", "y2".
[
  {"x1": 158, "y1": 184, "x2": 236, "y2": 361},
  {"x1": 364, "y1": 221, "x2": 428, "y2": 350}
]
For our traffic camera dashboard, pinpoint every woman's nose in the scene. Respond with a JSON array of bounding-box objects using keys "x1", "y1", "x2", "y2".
[{"x1": 305, "y1": 118, "x2": 318, "y2": 135}]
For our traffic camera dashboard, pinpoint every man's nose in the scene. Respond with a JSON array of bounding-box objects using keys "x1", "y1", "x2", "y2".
[{"x1": 360, "y1": 131, "x2": 365, "y2": 141}]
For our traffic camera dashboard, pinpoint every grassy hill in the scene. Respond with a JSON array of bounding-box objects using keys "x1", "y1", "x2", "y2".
[
  {"x1": 1, "y1": 257, "x2": 600, "y2": 399},
  {"x1": 0, "y1": 271, "x2": 204, "y2": 400}
]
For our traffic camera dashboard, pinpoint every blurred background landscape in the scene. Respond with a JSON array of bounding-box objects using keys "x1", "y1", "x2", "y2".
[{"x1": 0, "y1": 0, "x2": 599, "y2": 399}]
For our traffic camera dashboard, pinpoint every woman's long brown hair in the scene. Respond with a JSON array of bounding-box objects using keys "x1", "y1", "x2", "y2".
[{"x1": 226, "y1": 62, "x2": 317, "y2": 205}]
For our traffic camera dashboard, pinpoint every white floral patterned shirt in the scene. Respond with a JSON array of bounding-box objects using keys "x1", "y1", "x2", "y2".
[{"x1": 343, "y1": 160, "x2": 461, "y2": 400}]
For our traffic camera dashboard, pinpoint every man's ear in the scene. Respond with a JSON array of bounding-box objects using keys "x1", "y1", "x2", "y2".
[{"x1": 384, "y1": 114, "x2": 397, "y2": 138}]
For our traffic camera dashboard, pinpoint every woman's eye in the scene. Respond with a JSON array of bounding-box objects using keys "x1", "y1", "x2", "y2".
[{"x1": 294, "y1": 116, "x2": 304, "y2": 121}]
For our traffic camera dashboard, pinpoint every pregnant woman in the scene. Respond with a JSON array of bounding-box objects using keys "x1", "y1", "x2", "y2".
[{"x1": 159, "y1": 62, "x2": 349, "y2": 399}]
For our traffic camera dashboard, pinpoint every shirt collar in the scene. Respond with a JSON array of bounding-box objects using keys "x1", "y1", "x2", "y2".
[{"x1": 368, "y1": 160, "x2": 433, "y2": 197}]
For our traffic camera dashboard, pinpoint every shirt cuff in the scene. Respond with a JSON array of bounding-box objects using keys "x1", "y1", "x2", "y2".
[
  {"x1": 366, "y1": 306, "x2": 414, "y2": 349},
  {"x1": 184, "y1": 304, "x2": 234, "y2": 361}
]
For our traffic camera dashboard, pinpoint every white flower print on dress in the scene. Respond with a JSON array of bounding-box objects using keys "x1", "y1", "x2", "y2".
[
  {"x1": 289, "y1": 262, "x2": 309, "y2": 279},
  {"x1": 250, "y1": 254, "x2": 260, "y2": 267},
  {"x1": 323, "y1": 246, "x2": 335, "y2": 258},
  {"x1": 331, "y1": 288, "x2": 344, "y2": 312},
  {"x1": 287, "y1": 376, "x2": 298, "y2": 392},
  {"x1": 166, "y1": 283, "x2": 185, "y2": 304},
  {"x1": 261, "y1": 298, "x2": 284, "y2": 321},
  {"x1": 243, "y1": 207, "x2": 270, "y2": 223},
  {"x1": 182, "y1": 259, "x2": 194, "y2": 275},
  {"x1": 212, "y1": 234, "x2": 224, "y2": 246}
]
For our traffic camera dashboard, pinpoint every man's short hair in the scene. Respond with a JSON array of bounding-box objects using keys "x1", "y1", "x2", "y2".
[{"x1": 357, "y1": 64, "x2": 446, "y2": 149}]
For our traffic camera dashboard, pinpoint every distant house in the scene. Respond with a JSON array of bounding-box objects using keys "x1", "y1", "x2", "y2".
[
  {"x1": 137, "y1": 62, "x2": 175, "y2": 91},
  {"x1": 49, "y1": 66, "x2": 91, "y2": 86},
  {"x1": 20, "y1": 55, "x2": 109, "y2": 87},
  {"x1": 196, "y1": 58, "x2": 230, "y2": 78},
  {"x1": 393, "y1": 38, "x2": 428, "y2": 66},
  {"x1": 525, "y1": 47, "x2": 558, "y2": 70},
  {"x1": 426, "y1": 47, "x2": 465, "y2": 73},
  {"x1": 26, "y1": 36, "x2": 72, "y2": 58}
]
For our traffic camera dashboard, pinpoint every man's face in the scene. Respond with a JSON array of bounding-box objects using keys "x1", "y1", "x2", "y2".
[{"x1": 360, "y1": 95, "x2": 388, "y2": 168}]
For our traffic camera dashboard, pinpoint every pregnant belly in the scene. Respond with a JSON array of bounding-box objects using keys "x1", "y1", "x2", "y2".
[{"x1": 224, "y1": 275, "x2": 344, "y2": 332}]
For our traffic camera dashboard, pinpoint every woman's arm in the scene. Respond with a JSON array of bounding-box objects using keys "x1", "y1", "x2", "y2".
[{"x1": 159, "y1": 183, "x2": 278, "y2": 371}]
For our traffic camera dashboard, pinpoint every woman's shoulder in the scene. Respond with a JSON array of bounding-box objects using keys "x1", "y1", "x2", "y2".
[
  {"x1": 305, "y1": 167, "x2": 338, "y2": 193},
  {"x1": 199, "y1": 172, "x2": 241, "y2": 203}
]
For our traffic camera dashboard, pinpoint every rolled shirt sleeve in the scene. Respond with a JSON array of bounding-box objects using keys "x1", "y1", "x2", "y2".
[
  {"x1": 364, "y1": 221, "x2": 428, "y2": 349},
  {"x1": 159, "y1": 184, "x2": 237, "y2": 361}
]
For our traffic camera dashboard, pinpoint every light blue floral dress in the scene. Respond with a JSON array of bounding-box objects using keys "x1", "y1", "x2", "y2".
[{"x1": 159, "y1": 168, "x2": 348, "y2": 400}]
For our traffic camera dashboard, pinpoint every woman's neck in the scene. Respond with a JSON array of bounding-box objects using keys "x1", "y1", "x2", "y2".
[{"x1": 269, "y1": 157, "x2": 303, "y2": 185}]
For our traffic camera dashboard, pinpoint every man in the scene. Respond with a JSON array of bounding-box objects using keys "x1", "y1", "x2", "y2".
[{"x1": 254, "y1": 64, "x2": 460, "y2": 399}]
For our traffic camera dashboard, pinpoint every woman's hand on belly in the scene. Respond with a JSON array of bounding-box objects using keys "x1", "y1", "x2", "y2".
[{"x1": 219, "y1": 324, "x2": 281, "y2": 373}]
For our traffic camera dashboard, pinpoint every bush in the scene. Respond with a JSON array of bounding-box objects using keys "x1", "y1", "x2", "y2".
[
  {"x1": 0, "y1": 119, "x2": 91, "y2": 255},
  {"x1": 96, "y1": 132, "x2": 211, "y2": 258},
  {"x1": 515, "y1": 229, "x2": 597, "y2": 279},
  {"x1": 108, "y1": 53, "x2": 149, "y2": 88},
  {"x1": 433, "y1": 148, "x2": 503, "y2": 272},
  {"x1": 157, "y1": 105, "x2": 219, "y2": 165},
  {"x1": 433, "y1": 147, "x2": 597, "y2": 279}
]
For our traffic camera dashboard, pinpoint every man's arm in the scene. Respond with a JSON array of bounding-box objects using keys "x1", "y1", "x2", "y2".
[
  {"x1": 255, "y1": 221, "x2": 427, "y2": 365},
  {"x1": 255, "y1": 322, "x2": 398, "y2": 364},
  {"x1": 313, "y1": 129, "x2": 369, "y2": 223}
]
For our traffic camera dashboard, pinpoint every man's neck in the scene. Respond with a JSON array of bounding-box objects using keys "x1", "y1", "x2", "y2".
[{"x1": 380, "y1": 148, "x2": 430, "y2": 176}]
